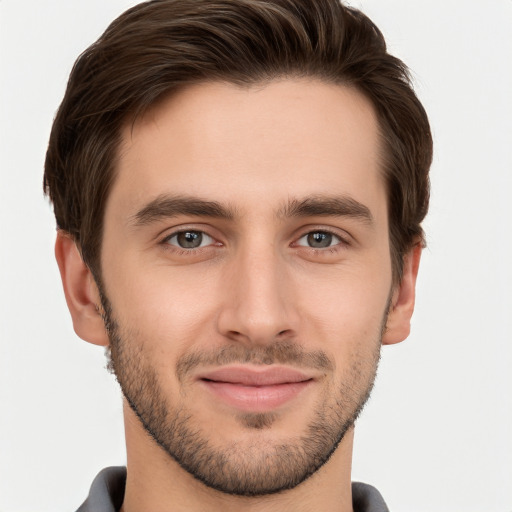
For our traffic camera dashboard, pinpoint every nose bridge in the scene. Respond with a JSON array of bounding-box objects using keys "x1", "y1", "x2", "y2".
[{"x1": 218, "y1": 235, "x2": 296, "y2": 343}]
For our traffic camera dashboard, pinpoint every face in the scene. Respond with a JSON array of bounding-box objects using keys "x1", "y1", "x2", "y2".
[{"x1": 99, "y1": 80, "x2": 394, "y2": 495}]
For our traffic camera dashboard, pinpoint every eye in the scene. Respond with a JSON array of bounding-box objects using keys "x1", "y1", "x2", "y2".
[
  {"x1": 164, "y1": 230, "x2": 214, "y2": 249},
  {"x1": 296, "y1": 231, "x2": 343, "y2": 249}
]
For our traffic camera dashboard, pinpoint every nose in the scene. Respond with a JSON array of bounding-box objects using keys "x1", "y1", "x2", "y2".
[{"x1": 216, "y1": 242, "x2": 299, "y2": 346}]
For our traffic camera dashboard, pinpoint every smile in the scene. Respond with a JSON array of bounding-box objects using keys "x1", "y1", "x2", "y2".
[{"x1": 197, "y1": 366, "x2": 314, "y2": 412}]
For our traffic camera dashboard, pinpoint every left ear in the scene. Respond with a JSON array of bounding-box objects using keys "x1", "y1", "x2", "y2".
[{"x1": 382, "y1": 243, "x2": 422, "y2": 345}]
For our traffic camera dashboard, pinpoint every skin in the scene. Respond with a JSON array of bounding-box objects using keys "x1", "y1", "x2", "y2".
[{"x1": 56, "y1": 79, "x2": 421, "y2": 512}]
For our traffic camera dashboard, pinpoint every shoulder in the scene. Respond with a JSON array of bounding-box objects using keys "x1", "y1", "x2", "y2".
[
  {"x1": 75, "y1": 467, "x2": 127, "y2": 512},
  {"x1": 352, "y1": 481, "x2": 390, "y2": 512}
]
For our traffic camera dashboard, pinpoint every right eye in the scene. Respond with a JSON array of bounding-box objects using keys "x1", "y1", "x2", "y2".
[{"x1": 163, "y1": 230, "x2": 215, "y2": 249}]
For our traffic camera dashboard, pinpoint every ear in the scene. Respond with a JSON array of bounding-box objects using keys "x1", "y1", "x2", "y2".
[
  {"x1": 55, "y1": 231, "x2": 109, "y2": 346},
  {"x1": 382, "y1": 243, "x2": 422, "y2": 345}
]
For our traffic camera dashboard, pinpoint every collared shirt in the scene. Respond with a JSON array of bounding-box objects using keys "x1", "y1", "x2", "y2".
[{"x1": 76, "y1": 466, "x2": 390, "y2": 512}]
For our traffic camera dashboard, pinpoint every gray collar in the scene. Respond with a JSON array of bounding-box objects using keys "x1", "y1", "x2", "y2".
[{"x1": 76, "y1": 466, "x2": 389, "y2": 512}]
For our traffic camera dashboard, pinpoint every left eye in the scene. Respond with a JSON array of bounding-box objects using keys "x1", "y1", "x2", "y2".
[
  {"x1": 296, "y1": 231, "x2": 342, "y2": 249},
  {"x1": 164, "y1": 230, "x2": 214, "y2": 249}
]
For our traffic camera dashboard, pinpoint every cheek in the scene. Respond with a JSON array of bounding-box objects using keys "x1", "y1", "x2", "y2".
[
  {"x1": 304, "y1": 281, "x2": 386, "y2": 389},
  {"x1": 104, "y1": 262, "x2": 221, "y2": 356},
  {"x1": 296, "y1": 264, "x2": 391, "y2": 339}
]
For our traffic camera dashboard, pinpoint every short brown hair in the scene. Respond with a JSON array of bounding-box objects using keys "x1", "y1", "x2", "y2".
[{"x1": 44, "y1": 0, "x2": 432, "y2": 282}]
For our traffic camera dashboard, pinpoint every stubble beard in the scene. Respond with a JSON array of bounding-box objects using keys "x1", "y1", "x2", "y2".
[{"x1": 101, "y1": 293, "x2": 383, "y2": 497}]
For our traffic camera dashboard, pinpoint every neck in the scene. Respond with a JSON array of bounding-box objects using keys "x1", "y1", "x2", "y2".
[{"x1": 120, "y1": 402, "x2": 355, "y2": 512}]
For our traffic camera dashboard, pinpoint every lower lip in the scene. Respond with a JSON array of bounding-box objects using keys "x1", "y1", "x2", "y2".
[{"x1": 200, "y1": 380, "x2": 312, "y2": 412}]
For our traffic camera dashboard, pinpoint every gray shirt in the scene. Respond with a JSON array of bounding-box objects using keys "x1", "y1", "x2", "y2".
[{"x1": 76, "y1": 466, "x2": 390, "y2": 512}]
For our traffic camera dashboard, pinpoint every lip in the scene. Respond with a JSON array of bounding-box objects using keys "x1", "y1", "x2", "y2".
[{"x1": 197, "y1": 366, "x2": 314, "y2": 412}]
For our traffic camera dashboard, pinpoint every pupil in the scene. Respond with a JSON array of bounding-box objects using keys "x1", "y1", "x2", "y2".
[
  {"x1": 178, "y1": 231, "x2": 202, "y2": 248},
  {"x1": 308, "y1": 232, "x2": 332, "y2": 248}
]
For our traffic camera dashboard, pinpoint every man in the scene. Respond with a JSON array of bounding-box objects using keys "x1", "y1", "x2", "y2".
[{"x1": 43, "y1": 0, "x2": 432, "y2": 510}]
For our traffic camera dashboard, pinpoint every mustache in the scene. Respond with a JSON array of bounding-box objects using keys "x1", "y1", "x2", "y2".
[{"x1": 176, "y1": 340, "x2": 334, "y2": 382}]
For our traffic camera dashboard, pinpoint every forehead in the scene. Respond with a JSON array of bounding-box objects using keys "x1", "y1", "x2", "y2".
[{"x1": 111, "y1": 79, "x2": 384, "y2": 220}]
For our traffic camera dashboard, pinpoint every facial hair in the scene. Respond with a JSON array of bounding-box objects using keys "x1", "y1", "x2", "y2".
[{"x1": 101, "y1": 291, "x2": 383, "y2": 497}]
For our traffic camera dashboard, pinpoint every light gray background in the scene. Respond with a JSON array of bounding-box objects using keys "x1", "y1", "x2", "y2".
[{"x1": 1, "y1": 1, "x2": 511, "y2": 510}]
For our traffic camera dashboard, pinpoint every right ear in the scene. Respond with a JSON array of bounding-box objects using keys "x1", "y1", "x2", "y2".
[{"x1": 54, "y1": 231, "x2": 109, "y2": 346}]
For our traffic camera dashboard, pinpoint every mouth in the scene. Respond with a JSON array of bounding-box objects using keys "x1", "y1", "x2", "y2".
[{"x1": 196, "y1": 366, "x2": 314, "y2": 412}]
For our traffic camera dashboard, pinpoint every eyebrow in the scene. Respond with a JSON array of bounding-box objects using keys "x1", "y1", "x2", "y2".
[
  {"x1": 278, "y1": 195, "x2": 373, "y2": 224},
  {"x1": 131, "y1": 193, "x2": 373, "y2": 227},
  {"x1": 131, "y1": 195, "x2": 237, "y2": 226}
]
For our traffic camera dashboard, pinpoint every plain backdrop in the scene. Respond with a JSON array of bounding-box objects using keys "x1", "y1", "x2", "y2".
[{"x1": 1, "y1": 1, "x2": 511, "y2": 511}]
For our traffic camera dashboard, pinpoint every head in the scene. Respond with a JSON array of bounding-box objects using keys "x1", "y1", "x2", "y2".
[
  {"x1": 45, "y1": 0, "x2": 432, "y2": 498},
  {"x1": 44, "y1": 0, "x2": 431, "y2": 285}
]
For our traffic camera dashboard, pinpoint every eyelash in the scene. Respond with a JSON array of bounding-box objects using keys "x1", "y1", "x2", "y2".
[
  {"x1": 160, "y1": 229, "x2": 219, "y2": 255},
  {"x1": 294, "y1": 230, "x2": 349, "y2": 251},
  {"x1": 159, "y1": 227, "x2": 351, "y2": 257}
]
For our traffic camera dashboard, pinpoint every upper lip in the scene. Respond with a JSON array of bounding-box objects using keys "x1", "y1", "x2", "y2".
[{"x1": 197, "y1": 366, "x2": 313, "y2": 386}]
